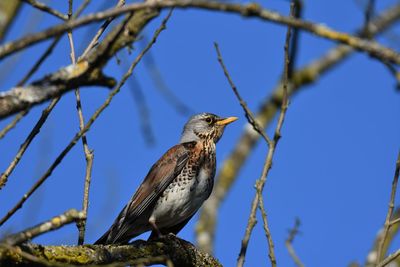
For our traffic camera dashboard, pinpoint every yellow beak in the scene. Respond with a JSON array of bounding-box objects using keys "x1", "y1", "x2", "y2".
[{"x1": 216, "y1": 116, "x2": 238, "y2": 126}]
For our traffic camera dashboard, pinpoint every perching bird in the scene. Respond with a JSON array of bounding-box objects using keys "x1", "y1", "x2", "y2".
[{"x1": 95, "y1": 113, "x2": 237, "y2": 244}]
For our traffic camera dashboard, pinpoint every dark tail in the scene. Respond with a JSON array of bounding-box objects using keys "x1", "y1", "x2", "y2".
[
  {"x1": 94, "y1": 228, "x2": 133, "y2": 245},
  {"x1": 94, "y1": 229, "x2": 111, "y2": 245}
]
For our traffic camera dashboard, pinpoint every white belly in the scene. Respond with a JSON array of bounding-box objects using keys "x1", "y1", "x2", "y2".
[{"x1": 150, "y1": 167, "x2": 211, "y2": 228}]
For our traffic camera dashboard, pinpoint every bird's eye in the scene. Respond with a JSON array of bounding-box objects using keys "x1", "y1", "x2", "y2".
[{"x1": 205, "y1": 117, "x2": 213, "y2": 124}]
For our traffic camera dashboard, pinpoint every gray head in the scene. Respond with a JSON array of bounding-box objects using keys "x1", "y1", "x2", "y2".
[{"x1": 180, "y1": 113, "x2": 238, "y2": 143}]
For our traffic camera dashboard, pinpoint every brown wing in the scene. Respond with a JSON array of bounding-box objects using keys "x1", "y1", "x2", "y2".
[{"x1": 95, "y1": 142, "x2": 195, "y2": 244}]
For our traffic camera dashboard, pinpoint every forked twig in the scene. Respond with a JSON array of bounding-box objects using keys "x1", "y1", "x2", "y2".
[
  {"x1": 214, "y1": 43, "x2": 271, "y2": 145},
  {"x1": 258, "y1": 193, "x2": 276, "y2": 266},
  {"x1": 22, "y1": 0, "x2": 68, "y2": 21},
  {"x1": 0, "y1": 110, "x2": 28, "y2": 139}
]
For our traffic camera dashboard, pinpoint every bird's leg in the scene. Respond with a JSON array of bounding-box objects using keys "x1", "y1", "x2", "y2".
[{"x1": 148, "y1": 216, "x2": 163, "y2": 238}]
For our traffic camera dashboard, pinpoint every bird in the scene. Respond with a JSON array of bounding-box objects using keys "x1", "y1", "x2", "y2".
[{"x1": 95, "y1": 112, "x2": 237, "y2": 244}]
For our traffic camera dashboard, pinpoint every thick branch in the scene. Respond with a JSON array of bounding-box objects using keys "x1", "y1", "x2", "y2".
[
  {"x1": 0, "y1": 235, "x2": 221, "y2": 267},
  {"x1": 0, "y1": 62, "x2": 114, "y2": 119}
]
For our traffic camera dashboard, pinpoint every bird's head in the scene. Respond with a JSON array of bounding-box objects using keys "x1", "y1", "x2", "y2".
[{"x1": 180, "y1": 113, "x2": 238, "y2": 143}]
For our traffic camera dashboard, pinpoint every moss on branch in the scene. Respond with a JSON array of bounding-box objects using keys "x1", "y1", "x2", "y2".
[{"x1": 0, "y1": 234, "x2": 222, "y2": 267}]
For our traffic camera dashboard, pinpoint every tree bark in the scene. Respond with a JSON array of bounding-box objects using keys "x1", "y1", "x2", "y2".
[{"x1": 0, "y1": 234, "x2": 222, "y2": 267}]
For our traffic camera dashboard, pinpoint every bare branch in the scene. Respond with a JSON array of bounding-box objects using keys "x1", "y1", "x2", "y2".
[
  {"x1": 21, "y1": 0, "x2": 68, "y2": 21},
  {"x1": 1, "y1": 1, "x2": 400, "y2": 65},
  {"x1": 80, "y1": 0, "x2": 126, "y2": 60},
  {"x1": 66, "y1": 0, "x2": 95, "y2": 246},
  {"x1": 0, "y1": 98, "x2": 59, "y2": 191},
  {"x1": 214, "y1": 42, "x2": 271, "y2": 145},
  {"x1": 0, "y1": 110, "x2": 28, "y2": 139},
  {"x1": 1, "y1": 209, "x2": 84, "y2": 246}
]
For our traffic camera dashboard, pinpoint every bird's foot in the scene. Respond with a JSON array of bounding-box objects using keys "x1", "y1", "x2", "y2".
[{"x1": 148, "y1": 218, "x2": 164, "y2": 239}]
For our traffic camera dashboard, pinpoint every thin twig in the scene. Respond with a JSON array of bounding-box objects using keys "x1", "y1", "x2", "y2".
[
  {"x1": 258, "y1": 194, "x2": 276, "y2": 266},
  {"x1": 1, "y1": 0, "x2": 400, "y2": 65},
  {"x1": 376, "y1": 151, "x2": 400, "y2": 263},
  {"x1": 1, "y1": 209, "x2": 85, "y2": 246},
  {"x1": 377, "y1": 249, "x2": 400, "y2": 267},
  {"x1": 0, "y1": 98, "x2": 60, "y2": 191},
  {"x1": 80, "y1": 0, "x2": 125, "y2": 60},
  {"x1": 237, "y1": 142, "x2": 274, "y2": 267},
  {"x1": 237, "y1": 2, "x2": 294, "y2": 265},
  {"x1": 17, "y1": 38, "x2": 61, "y2": 86},
  {"x1": 0, "y1": 9, "x2": 173, "y2": 227},
  {"x1": 66, "y1": 0, "x2": 95, "y2": 246},
  {"x1": 0, "y1": 110, "x2": 28, "y2": 139},
  {"x1": 285, "y1": 218, "x2": 305, "y2": 267},
  {"x1": 214, "y1": 42, "x2": 271, "y2": 145},
  {"x1": 21, "y1": 0, "x2": 68, "y2": 21}
]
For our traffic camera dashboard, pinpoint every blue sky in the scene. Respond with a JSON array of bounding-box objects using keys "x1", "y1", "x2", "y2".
[{"x1": 0, "y1": 0, "x2": 399, "y2": 266}]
